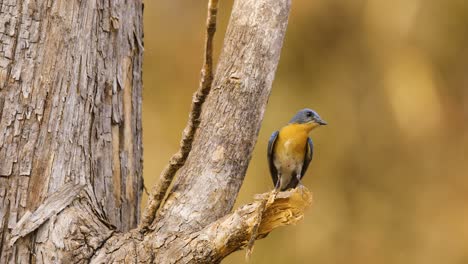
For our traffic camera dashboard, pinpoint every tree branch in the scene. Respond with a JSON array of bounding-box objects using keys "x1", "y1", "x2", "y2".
[
  {"x1": 91, "y1": 188, "x2": 312, "y2": 263},
  {"x1": 140, "y1": 0, "x2": 219, "y2": 230},
  {"x1": 2, "y1": 0, "x2": 298, "y2": 262},
  {"x1": 156, "y1": 188, "x2": 313, "y2": 263},
  {"x1": 95, "y1": 0, "x2": 294, "y2": 261},
  {"x1": 153, "y1": 0, "x2": 292, "y2": 237}
]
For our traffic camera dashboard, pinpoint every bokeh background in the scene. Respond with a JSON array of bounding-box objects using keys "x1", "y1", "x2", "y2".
[{"x1": 143, "y1": 1, "x2": 468, "y2": 263}]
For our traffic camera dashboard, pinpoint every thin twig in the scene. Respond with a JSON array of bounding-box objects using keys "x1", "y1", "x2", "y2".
[{"x1": 139, "y1": 0, "x2": 219, "y2": 230}]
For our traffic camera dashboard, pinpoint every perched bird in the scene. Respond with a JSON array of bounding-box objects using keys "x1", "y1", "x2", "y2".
[{"x1": 268, "y1": 109, "x2": 327, "y2": 191}]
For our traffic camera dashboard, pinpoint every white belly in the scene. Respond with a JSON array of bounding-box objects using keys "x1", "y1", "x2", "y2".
[{"x1": 273, "y1": 139, "x2": 303, "y2": 190}]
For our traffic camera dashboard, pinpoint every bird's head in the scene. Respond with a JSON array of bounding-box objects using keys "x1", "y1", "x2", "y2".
[{"x1": 289, "y1": 108, "x2": 327, "y2": 130}]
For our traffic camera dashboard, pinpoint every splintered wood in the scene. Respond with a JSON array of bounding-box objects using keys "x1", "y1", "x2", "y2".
[{"x1": 246, "y1": 187, "x2": 313, "y2": 260}]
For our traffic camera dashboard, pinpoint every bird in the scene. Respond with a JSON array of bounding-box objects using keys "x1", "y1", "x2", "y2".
[{"x1": 267, "y1": 108, "x2": 327, "y2": 191}]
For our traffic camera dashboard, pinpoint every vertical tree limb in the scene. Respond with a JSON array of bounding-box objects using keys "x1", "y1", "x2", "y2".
[
  {"x1": 153, "y1": 0, "x2": 292, "y2": 237},
  {"x1": 0, "y1": 1, "x2": 143, "y2": 261},
  {"x1": 140, "y1": 0, "x2": 220, "y2": 230},
  {"x1": 1, "y1": 0, "x2": 300, "y2": 262}
]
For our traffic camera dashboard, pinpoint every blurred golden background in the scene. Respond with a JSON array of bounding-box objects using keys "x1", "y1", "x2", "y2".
[{"x1": 143, "y1": 1, "x2": 468, "y2": 263}]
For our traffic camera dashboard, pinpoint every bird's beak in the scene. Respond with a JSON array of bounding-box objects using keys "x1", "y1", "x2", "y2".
[{"x1": 317, "y1": 119, "x2": 327, "y2": 126}]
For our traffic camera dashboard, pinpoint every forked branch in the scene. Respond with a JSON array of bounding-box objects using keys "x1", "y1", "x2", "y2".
[{"x1": 92, "y1": 188, "x2": 313, "y2": 263}]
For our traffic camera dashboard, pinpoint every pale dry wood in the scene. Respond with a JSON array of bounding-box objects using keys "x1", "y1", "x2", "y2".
[
  {"x1": 152, "y1": 0, "x2": 292, "y2": 238},
  {"x1": 31, "y1": 191, "x2": 115, "y2": 264},
  {"x1": 9, "y1": 182, "x2": 85, "y2": 246},
  {"x1": 153, "y1": 188, "x2": 313, "y2": 263},
  {"x1": 90, "y1": 188, "x2": 312, "y2": 263},
  {"x1": 0, "y1": 0, "x2": 298, "y2": 262},
  {"x1": 0, "y1": 0, "x2": 143, "y2": 262},
  {"x1": 140, "y1": 0, "x2": 220, "y2": 230}
]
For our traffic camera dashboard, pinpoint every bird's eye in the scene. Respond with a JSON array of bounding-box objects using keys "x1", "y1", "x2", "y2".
[{"x1": 306, "y1": 111, "x2": 312, "y2": 117}]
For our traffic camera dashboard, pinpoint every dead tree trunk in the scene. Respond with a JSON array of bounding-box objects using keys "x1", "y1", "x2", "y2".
[
  {"x1": 0, "y1": 0, "x2": 310, "y2": 263},
  {"x1": 0, "y1": 0, "x2": 143, "y2": 262}
]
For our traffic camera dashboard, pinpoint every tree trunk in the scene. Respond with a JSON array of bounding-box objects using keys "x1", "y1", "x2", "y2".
[
  {"x1": 0, "y1": 0, "x2": 143, "y2": 262},
  {"x1": 152, "y1": 0, "x2": 291, "y2": 234},
  {"x1": 0, "y1": 0, "x2": 310, "y2": 263}
]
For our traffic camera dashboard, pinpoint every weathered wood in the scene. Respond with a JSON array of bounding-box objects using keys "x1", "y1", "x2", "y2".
[
  {"x1": 153, "y1": 0, "x2": 292, "y2": 236},
  {"x1": 0, "y1": 0, "x2": 143, "y2": 262},
  {"x1": 0, "y1": 0, "x2": 301, "y2": 262},
  {"x1": 91, "y1": 188, "x2": 312, "y2": 264},
  {"x1": 9, "y1": 182, "x2": 85, "y2": 247},
  {"x1": 24, "y1": 187, "x2": 115, "y2": 264}
]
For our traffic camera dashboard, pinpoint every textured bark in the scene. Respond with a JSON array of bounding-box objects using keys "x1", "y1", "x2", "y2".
[
  {"x1": 92, "y1": 188, "x2": 312, "y2": 264},
  {"x1": 152, "y1": 0, "x2": 292, "y2": 235},
  {"x1": 0, "y1": 0, "x2": 143, "y2": 262},
  {"x1": 0, "y1": 0, "x2": 302, "y2": 263}
]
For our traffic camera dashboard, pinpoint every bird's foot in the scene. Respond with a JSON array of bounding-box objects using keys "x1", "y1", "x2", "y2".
[{"x1": 296, "y1": 183, "x2": 307, "y2": 200}]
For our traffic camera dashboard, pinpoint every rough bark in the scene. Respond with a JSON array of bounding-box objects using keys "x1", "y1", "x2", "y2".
[
  {"x1": 92, "y1": 188, "x2": 312, "y2": 264},
  {"x1": 0, "y1": 0, "x2": 304, "y2": 263},
  {"x1": 152, "y1": 0, "x2": 292, "y2": 235},
  {"x1": 0, "y1": 0, "x2": 143, "y2": 262}
]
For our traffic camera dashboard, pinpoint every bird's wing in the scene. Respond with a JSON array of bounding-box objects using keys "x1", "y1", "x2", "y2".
[
  {"x1": 267, "y1": 131, "x2": 279, "y2": 187},
  {"x1": 301, "y1": 137, "x2": 314, "y2": 178}
]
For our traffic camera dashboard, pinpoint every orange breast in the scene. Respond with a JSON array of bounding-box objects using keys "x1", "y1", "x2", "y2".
[{"x1": 274, "y1": 124, "x2": 310, "y2": 163}]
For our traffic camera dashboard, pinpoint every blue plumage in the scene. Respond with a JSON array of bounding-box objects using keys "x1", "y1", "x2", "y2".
[{"x1": 267, "y1": 109, "x2": 325, "y2": 191}]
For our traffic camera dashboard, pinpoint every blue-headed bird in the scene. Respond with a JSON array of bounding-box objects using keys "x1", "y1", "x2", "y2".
[{"x1": 268, "y1": 108, "x2": 327, "y2": 191}]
